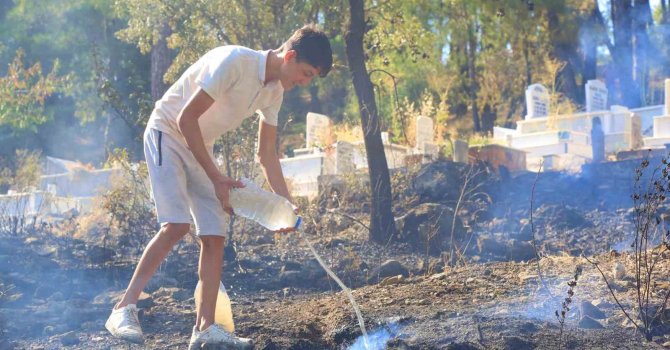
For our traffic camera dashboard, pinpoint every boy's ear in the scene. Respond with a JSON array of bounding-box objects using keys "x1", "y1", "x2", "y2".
[{"x1": 284, "y1": 50, "x2": 297, "y2": 62}]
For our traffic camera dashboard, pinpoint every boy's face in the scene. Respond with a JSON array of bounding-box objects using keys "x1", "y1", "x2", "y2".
[{"x1": 280, "y1": 50, "x2": 320, "y2": 91}]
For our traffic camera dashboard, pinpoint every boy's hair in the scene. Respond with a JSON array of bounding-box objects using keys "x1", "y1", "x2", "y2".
[{"x1": 282, "y1": 24, "x2": 333, "y2": 77}]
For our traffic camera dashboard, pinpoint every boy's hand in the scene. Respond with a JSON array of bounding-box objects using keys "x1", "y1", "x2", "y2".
[{"x1": 212, "y1": 176, "x2": 245, "y2": 215}]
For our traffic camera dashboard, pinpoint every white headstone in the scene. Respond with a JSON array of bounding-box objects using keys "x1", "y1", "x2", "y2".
[
  {"x1": 586, "y1": 80, "x2": 608, "y2": 112},
  {"x1": 306, "y1": 112, "x2": 332, "y2": 148},
  {"x1": 665, "y1": 79, "x2": 670, "y2": 116},
  {"x1": 525, "y1": 84, "x2": 550, "y2": 120},
  {"x1": 415, "y1": 116, "x2": 434, "y2": 152},
  {"x1": 335, "y1": 141, "x2": 355, "y2": 174}
]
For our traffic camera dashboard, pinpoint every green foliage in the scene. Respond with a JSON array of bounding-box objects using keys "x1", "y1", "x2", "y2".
[{"x1": 0, "y1": 49, "x2": 70, "y2": 131}]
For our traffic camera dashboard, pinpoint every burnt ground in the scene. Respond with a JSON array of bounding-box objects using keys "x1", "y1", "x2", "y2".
[{"x1": 2, "y1": 161, "x2": 670, "y2": 349}]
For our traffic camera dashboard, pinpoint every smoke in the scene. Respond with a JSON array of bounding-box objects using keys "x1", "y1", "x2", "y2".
[{"x1": 348, "y1": 321, "x2": 403, "y2": 350}]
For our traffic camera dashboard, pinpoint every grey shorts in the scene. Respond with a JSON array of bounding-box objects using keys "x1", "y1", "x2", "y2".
[{"x1": 143, "y1": 128, "x2": 227, "y2": 236}]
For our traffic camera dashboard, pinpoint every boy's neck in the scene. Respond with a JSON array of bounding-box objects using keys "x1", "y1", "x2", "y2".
[{"x1": 264, "y1": 49, "x2": 283, "y2": 84}]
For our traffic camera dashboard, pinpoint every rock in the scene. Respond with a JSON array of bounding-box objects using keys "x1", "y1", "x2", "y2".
[
  {"x1": 379, "y1": 275, "x2": 404, "y2": 286},
  {"x1": 662, "y1": 340, "x2": 670, "y2": 347},
  {"x1": 477, "y1": 235, "x2": 506, "y2": 256},
  {"x1": 518, "y1": 222, "x2": 534, "y2": 241},
  {"x1": 411, "y1": 161, "x2": 464, "y2": 202},
  {"x1": 397, "y1": 203, "x2": 464, "y2": 255},
  {"x1": 502, "y1": 336, "x2": 535, "y2": 350},
  {"x1": 59, "y1": 331, "x2": 80, "y2": 346},
  {"x1": 417, "y1": 258, "x2": 444, "y2": 274},
  {"x1": 519, "y1": 321, "x2": 538, "y2": 333},
  {"x1": 613, "y1": 262, "x2": 626, "y2": 280},
  {"x1": 153, "y1": 287, "x2": 190, "y2": 302},
  {"x1": 93, "y1": 290, "x2": 124, "y2": 306},
  {"x1": 445, "y1": 343, "x2": 480, "y2": 350},
  {"x1": 369, "y1": 260, "x2": 409, "y2": 283},
  {"x1": 238, "y1": 258, "x2": 264, "y2": 270},
  {"x1": 86, "y1": 245, "x2": 115, "y2": 265},
  {"x1": 136, "y1": 292, "x2": 154, "y2": 309},
  {"x1": 579, "y1": 301, "x2": 606, "y2": 319},
  {"x1": 534, "y1": 204, "x2": 594, "y2": 230},
  {"x1": 578, "y1": 315, "x2": 604, "y2": 329},
  {"x1": 508, "y1": 239, "x2": 536, "y2": 261},
  {"x1": 145, "y1": 272, "x2": 179, "y2": 292}
]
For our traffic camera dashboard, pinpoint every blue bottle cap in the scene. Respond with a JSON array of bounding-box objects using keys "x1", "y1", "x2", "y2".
[{"x1": 294, "y1": 216, "x2": 302, "y2": 230}]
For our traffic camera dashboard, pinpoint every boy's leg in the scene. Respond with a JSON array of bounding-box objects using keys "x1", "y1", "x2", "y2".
[
  {"x1": 116, "y1": 223, "x2": 191, "y2": 309},
  {"x1": 195, "y1": 235, "x2": 225, "y2": 331}
]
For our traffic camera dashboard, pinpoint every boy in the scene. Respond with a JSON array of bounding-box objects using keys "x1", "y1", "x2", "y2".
[{"x1": 105, "y1": 24, "x2": 332, "y2": 349}]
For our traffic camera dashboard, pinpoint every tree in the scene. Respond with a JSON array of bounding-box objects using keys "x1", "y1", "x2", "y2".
[{"x1": 345, "y1": 0, "x2": 396, "y2": 243}]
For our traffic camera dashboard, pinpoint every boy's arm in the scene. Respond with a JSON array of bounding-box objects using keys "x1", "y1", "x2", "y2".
[
  {"x1": 257, "y1": 121, "x2": 293, "y2": 204},
  {"x1": 177, "y1": 87, "x2": 243, "y2": 214}
]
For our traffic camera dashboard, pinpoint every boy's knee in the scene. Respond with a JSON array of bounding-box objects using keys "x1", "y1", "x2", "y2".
[
  {"x1": 199, "y1": 236, "x2": 225, "y2": 250},
  {"x1": 159, "y1": 223, "x2": 190, "y2": 241}
]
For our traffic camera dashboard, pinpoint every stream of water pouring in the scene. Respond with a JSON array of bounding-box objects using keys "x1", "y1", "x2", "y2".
[{"x1": 298, "y1": 228, "x2": 370, "y2": 349}]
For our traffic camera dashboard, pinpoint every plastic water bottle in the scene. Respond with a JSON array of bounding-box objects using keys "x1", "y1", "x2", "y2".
[
  {"x1": 229, "y1": 178, "x2": 301, "y2": 230},
  {"x1": 194, "y1": 281, "x2": 235, "y2": 333}
]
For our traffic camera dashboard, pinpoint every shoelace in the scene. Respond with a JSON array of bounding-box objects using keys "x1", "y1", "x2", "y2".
[{"x1": 123, "y1": 308, "x2": 141, "y2": 329}]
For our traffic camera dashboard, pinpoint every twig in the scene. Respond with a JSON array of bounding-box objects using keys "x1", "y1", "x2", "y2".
[
  {"x1": 529, "y1": 160, "x2": 553, "y2": 297},
  {"x1": 325, "y1": 208, "x2": 371, "y2": 232}
]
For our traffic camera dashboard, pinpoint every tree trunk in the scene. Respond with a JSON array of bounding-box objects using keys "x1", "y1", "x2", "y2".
[
  {"x1": 582, "y1": 4, "x2": 599, "y2": 92},
  {"x1": 547, "y1": 11, "x2": 580, "y2": 103},
  {"x1": 633, "y1": 0, "x2": 653, "y2": 104},
  {"x1": 612, "y1": 0, "x2": 642, "y2": 107},
  {"x1": 150, "y1": 22, "x2": 173, "y2": 101},
  {"x1": 466, "y1": 20, "x2": 480, "y2": 133},
  {"x1": 345, "y1": 0, "x2": 396, "y2": 244}
]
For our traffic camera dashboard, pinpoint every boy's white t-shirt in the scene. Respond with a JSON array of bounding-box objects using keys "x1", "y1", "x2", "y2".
[{"x1": 147, "y1": 46, "x2": 284, "y2": 148}]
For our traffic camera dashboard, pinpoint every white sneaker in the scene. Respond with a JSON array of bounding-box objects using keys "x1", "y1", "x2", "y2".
[
  {"x1": 105, "y1": 304, "x2": 143, "y2": 344},
  {"x1": 188, "y1": 324, "x2": 254, "y2": 350}
]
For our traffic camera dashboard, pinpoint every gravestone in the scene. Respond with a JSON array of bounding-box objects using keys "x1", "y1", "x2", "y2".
[
  {"x1": 453, "y1": 140, "x2": 469, "y2": 163},
  {"x1": 306, "y1": 112, "x2": 332, "y2": 148},
  {"x1": 631, "y1": 114, "x2": 643, "y2": 150},
  {"x1": 524, "y1": 84, "x2": 550, "y2": 120},
  {"x1": 585, "y1": 80, "x2": 608, "y2": 112},
  {"x1": 416, "y1": 116, "x2": 434, "y2": 153},
  {"x1": 335, "y1": 141, "x2": 355, "y2": 174},
  {"x1": 666, "y1": 79, "x2": 670, "y2": 116}
]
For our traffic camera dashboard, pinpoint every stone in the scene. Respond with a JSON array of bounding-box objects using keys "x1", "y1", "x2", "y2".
[
  {"x1": 585, "y1": 80, "x2": 608, "y2": 112},
  {"x1": 578, "y1": 315, "x2": 604, "y2": 329},
  {"x1": 508, "y1": 239, "x2": 536, "y2": 262},
  {"x1": 525, "y1": 84, "x2": 550, "y2": 120},
  {"x1": 59, "y1": 331, "x2": 80, "y2": 346},
  {"x1": 411, "y1": 161, "x2": 463, "y2": 202},
  {"x1": 397, "y1": 203, "x2": 464, "y2": 255},
  {"x1": 502, "y1": 336, "x2": 535, "y2": 350},
  {"x1": 453, "y1": 140, "x2": 469, "y2": 163},
  {"x1": 579, "y1": 301, "x2": 606, "y2": 319},
  {"x1": 613, "y1": 262, "x2": 626, "y2": 280},
  {"x1": 415, "y1": 116, "x2": 435, "y2": 153},
  {"x1": 306, "y1": 112, "x2": 333, "y2": 148},
  {"x1": 379, "y1": 275, "x2": 405, "y2": 287},
  {"x1": 477, "y1": 235, "x2": 507, "y2": 256},
  {"x1": 369, "y1": 260, "x2": 409, "y2": 283}
]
